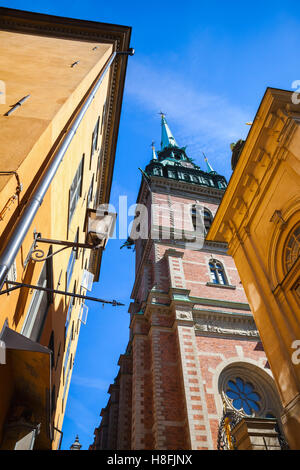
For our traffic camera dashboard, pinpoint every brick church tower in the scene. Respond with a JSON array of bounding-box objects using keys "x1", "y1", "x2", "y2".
[{"x1": 90, "y1": 115, "x2": 286, "y2": 450}]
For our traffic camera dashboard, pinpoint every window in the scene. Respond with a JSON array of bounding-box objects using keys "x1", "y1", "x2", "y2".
[
  {"x1": 226, "y1": 377, "x2": 261, "y2": 415},
  {"x1": 191, "y1": 206, "x2": 213, "y2": 235},
  {"x1": 199, "y1": 176, "x2": 208, "y2": 185},
  {"x1": 191, "y1": 205, "x2": 198, "y2": 230},
  {"x1": 218, "y1": 179, "x2": 227, "y2": 189},
  {"x1": 66, "y1": 249, "x2": 76, "y2": 290},
  {"x1": 87, "y1": 175, "x2": 94, "y2": 208},
  {"x1": 65, "y1": 294, "x2": 74, "y2": 338},
  {"x1": 22, "y1": 261, "x2": 50, "y2": 341},
  {"x1": 63, "y1": 333, "x2": 72, "y2": 380},
  {"x1": 48, "y1": 331, "x2": 55, "y2": 368},
  {"x1": 66, "y1": 251, "x2": 75, "y2": 290},
  {"x1": 66, "y1": 230, "x2": 79, "y2": 290},
  {"x1": 153, "y1": 167, "x2": 161, "y2": 176},
  {"x1": 284, "y1": 223, "x2": 300, "y2": 273},
  {"x1": 209, "y1": 259, "x2": 228, "y2": 285},
  {"x1": 100, "y1": 100, "x2": 107, "y2": 135},
  {"x1": 68, "y1": 156, "x2": 84, "y2": 226},
  {"x1": 203, "y1": 209, "x2": 213, "y2": 234},
  {"x1": 90, "y1": 117, "x2": 100, "y2": 169},
  {"x1": 96, "y1": 148, "x2": 103, "y2": 182}
]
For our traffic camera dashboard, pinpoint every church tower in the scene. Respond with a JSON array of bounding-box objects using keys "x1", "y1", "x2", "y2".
[{"x1": 90, "y1": 115, "x2": 286, "y2": 450}]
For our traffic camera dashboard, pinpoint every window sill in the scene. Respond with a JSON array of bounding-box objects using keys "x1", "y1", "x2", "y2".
[{"x1": 206, "y1": 282, "x2": 236, "y2": 290}]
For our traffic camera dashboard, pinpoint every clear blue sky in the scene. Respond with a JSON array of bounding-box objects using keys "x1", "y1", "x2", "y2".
[{"x1": 1, "y1": 0, "x2": 299, "y2": 449}]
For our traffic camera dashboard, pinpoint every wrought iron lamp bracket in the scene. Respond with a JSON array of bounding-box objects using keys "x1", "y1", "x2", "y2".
[{"x1": 24, "y1": 231, "x2": 101, "y2": 266}]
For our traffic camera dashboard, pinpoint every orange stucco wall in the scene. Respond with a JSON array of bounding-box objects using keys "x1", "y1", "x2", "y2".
[{"x1": 0, "y1": 28, "x2": 113, "y2": 449}]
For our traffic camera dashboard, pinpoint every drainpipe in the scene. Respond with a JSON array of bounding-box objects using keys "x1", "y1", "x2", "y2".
[{"x1": 0, "y1": 49, "x2": 134, "y2": 291}]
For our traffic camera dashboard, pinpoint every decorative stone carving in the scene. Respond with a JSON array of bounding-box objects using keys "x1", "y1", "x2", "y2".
[
  {"x1": 175, "y1": 309, "x2": 193, "y2": 321},
  {"x1": 194, "y1": 312, "x2": 259, "y2": 338}
]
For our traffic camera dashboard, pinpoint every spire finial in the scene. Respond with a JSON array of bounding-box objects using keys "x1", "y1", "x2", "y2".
[
  {"x1": 70, "y1": 434, "x2": 82, "y2": 450},
  {"x1": 203, "y1": 152, "x2": 216, "y2": 174},
  {"x1": 151, "y1": 141, "x2": 158, "y2": 160},
  {"x1": 160, "y1": 112, "x2": 178, "y2": 150}
]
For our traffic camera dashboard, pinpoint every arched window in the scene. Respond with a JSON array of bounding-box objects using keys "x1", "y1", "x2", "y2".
[
  {"x1": 191, "y1": 204, "x2": 198, "y2": 230},
  {"x1": 203, "y1": 209, "x2": 213, "y2": 234},
  {"x1": 191, "y1": 206, "x2": 213, "y2": 235},
  {"x1": 153, "y1": 167, "x2": 161, "y2": 176},
  {"x1": 209, "y1": 259, "x2": 228, "y2": 285},
  {"x1": 219, "y1": 364, "x2": 283, "y2": 421},
  {"x1": 226, "y1": 377, "x2": 261, "y2": 415},
  {"x1": 284, "y1": 222, "x2": 300, "y2": 273}
]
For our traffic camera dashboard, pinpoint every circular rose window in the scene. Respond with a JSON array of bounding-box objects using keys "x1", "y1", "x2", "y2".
[{"x1": 226, "y1": 377, "x2": 260, "y2": 415}]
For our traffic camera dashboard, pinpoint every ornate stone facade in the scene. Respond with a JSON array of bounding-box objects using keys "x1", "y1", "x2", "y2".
[{"x1": 207, "y1": 88, "x2": 300, "y2": 449}]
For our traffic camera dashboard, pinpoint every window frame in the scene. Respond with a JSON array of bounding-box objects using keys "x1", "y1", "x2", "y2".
[
  {"x1": 68, "y1": 155, "x2": 84, "y2": 228},
  {"x1": 90, "y1": 117, "x2": 100, "y2": 170},
  {"x1": 209, "y1": 259, "x2": 228, "y2": 286},
  {"x1": 21, "y1": 254, "x2": 53, "y2": 341}
]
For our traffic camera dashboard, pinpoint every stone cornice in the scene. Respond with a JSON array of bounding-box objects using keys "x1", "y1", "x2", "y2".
[
  {"x1": 153, "y1": 237, "x2": 228, "y2": 252},
  {"x1": 139, "y1": 289, "x2": 251, "y2": 312},
  {"x1": 190, "y1": 296, "x2": 251, "y2": 311},
  {"x1": 151, "y1": 176, "x2": 225, "y2": 201},
  {"x1": 0, "y1": 7, "x2": 131, "y2": 43}
]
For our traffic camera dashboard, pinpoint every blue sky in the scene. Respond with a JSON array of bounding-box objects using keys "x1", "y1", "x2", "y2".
[{"x1": 1, "y1": 0, "x2": 300, "y2": 449}]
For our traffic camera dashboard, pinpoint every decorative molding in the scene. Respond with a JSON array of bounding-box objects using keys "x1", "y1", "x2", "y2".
[
  {"x1": 206, "y1": 282, "x2": 236, "y2": 290},
  {"x1": 270, "y1": 210, "x2": 287, "y2": 230},
  {"x1": 194, "y1": 310, "x2": 259, "y2": 339},
  {"x1": 190, "y1": 296, "x2": 251, "y2": 311},
  {"x1": 175, "y1": 308, "x2": 193, "y2": 322}
]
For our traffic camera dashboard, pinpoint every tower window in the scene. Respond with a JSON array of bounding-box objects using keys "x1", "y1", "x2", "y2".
[
  {"x1": 191, "y1": 206, "x2": 213, "y2": 235},
  {"x1": 203, "y1": 209, "x2": 213, "y2": 234},
  {"x1": 209, "y1": 259, "x2": 228, "y2": 285},
  {"x1": 191, "y1": 204, "x2": 198, "y2": 230}
]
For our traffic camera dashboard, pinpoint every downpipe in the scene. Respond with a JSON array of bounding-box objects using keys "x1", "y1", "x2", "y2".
[{"x1": 0, "y1": 49, "x2": 134, "y2": 291}]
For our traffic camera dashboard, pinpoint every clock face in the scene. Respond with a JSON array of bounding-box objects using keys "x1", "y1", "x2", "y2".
[
  {"x1": 181, "y1": 161, "x2": 194, "y2": 168},
  {"x1": 284, "y1": 224, "x2": 300, "y2": 272}
]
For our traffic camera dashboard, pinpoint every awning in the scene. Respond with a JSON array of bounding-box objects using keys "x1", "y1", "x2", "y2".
[{"x1": 0, "y1": 326, "x2": 52, "y2": 450}]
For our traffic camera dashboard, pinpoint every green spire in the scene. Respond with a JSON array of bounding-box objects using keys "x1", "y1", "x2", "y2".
[
  {"x1": 160, "y1": 113, "x2": 178, "y2": 149},
  {"x1": 203, "y1": 153, "x2": 216, "y2": 174},
  {"x1": 151, "y1": 141, "x2": 158, "y2": 160}
]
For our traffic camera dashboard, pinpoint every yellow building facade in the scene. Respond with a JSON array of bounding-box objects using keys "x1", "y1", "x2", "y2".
[
  {"x1": 207, "y1": 88, "x2": 300, "y2": 449},
  {"x1": 0, "y1": 7, "x2": 131, "y2": 449}
]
